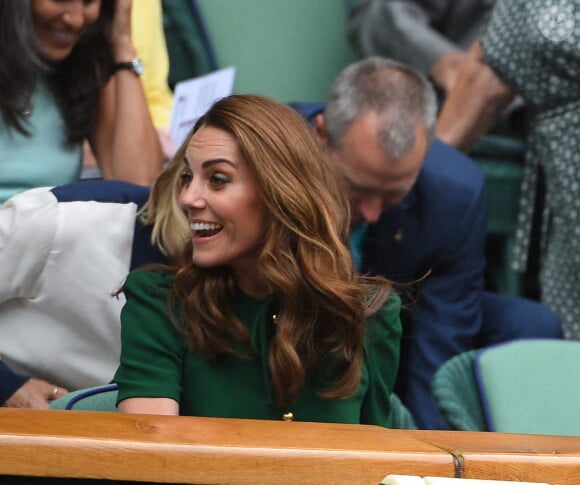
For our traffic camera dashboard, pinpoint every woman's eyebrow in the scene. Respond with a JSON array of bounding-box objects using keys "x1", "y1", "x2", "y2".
[{"x1": 201, "y1": 158, "x2": 236, "y2": 169}]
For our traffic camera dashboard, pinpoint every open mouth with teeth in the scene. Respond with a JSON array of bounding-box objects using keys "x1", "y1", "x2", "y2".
[{"x1": 190, "y1": 222, "x2": 223, "y2": 238}]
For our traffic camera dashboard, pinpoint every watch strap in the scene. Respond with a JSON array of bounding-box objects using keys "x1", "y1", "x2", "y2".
[{"x1": 111, "y1": 58, "x2": 144, "y2": 76}]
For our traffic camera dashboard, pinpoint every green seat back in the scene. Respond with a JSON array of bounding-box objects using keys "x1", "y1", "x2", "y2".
[
  {"x1": 431, "y1": 350, "x2": 486, "y2": 431},
  {"x1": 196, "y1": 0, "x2": 359, "y2": 102},
  {"x1": 163, "y1": 0, "x2": 217, "y2": 89},
  {"x1": 469, "y1": 134, "x2": 525, "y2": 296},
  {"x1": 475, "y1": 339, "x2": 580, "y2": 436},
  {"x1": 49, "y1": 384, "x2": 118, "y2": 412},
  {"x1": 389, "y1": 393, "x2": 417, "y2": 430}
]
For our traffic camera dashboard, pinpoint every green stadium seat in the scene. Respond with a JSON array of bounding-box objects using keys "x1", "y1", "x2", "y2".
[
  {"x1": 469, "y1": 135, "x2": 525, "y2": 296},
  {"x1": 196, "y1": 0, "x2": 359, "y2": 102}
]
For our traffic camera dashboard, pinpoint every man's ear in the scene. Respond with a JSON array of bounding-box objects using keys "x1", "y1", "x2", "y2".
[{"x1": 313, "y1": 114, "x2": 328, "y2": 144}]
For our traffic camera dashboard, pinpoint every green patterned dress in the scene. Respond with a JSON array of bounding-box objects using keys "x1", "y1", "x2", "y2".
[{"x1": 481, "y1": 0, "x2": 580, "y2": 339}]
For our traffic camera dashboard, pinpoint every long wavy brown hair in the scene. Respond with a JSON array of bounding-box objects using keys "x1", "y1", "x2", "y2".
[{"x1": 155, "y1": 95, "x2": 393, "y2": 406}]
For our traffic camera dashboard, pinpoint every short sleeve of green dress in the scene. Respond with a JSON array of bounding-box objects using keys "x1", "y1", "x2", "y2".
[
  {"x1": 115, "y1": 269, "x2": 402, "y2": 427},
  {"x1": 115, "y1": 270, "x2": 186, "y2": 402}
]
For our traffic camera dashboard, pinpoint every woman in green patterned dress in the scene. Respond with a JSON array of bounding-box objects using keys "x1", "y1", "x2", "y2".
[{"x1": 437, "y1": 0, "x2": 578, "y2": 339}]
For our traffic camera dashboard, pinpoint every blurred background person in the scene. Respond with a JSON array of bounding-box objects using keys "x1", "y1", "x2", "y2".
[
  {"x1": 0, "y1": 149, "x2": 189, "y2": 409},
  {"x1": 348, "y1": 0, "x2": 495, "y2": 97},
  {"x1": 0, "y1": 0, "x2": 163, "y2": 204},
  {"x1": 0, "y1": 181, "x2": 166, "y2": 408},
  {"x1": 437, "y1": 0, "x2": 580, "y2": 340},
  {"x1": 348, "y1": 0, "x2": 526, "y2": 139},
  {"x1": 82, "y1": 0, "x2": 175, "y2": 177}
]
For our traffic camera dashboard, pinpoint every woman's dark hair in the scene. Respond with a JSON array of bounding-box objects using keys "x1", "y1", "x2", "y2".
[{"x1": 0, "y1": 0, "x2": 115, "y2": 144}]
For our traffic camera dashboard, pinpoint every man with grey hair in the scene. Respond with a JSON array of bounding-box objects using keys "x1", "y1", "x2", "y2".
[
  {"x1": 293, "y1": 57, "x2": 561, "y2": 429},
  {"x1": 323, "y1": 57, "x2": 437, "y2": 225}
]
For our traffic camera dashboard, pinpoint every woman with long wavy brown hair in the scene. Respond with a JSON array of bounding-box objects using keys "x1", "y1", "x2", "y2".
[{"x1": 114, "y1": 94, "x2": 401, "y2": 425}]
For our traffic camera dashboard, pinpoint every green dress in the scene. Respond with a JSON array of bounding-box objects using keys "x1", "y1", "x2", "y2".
[{"x1": 114, "y1": 270, "x2": 402, "y2": 427}]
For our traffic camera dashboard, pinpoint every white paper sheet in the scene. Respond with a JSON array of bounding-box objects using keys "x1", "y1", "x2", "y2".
[
  {"x1": 381, "y1": 474, "x2": 425, "y2": 484},
  {"x1": 168, "y1": 66, "x2": 236, "y2": 150},
  {"x1": 381, "y1": 475, "x2": 549, "y2": 485},
  {"x1": 424, "y1": 478, "x2": 548, "y2": 485}
]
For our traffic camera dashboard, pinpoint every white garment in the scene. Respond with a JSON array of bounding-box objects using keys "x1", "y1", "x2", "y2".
[{"x1": 0, "y1": 188, "x2": 138, "y2": 389}]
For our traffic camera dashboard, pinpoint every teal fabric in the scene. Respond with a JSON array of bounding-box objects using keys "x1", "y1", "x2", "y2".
[
  {"x1": 389, "y1": 393, "x2": 417, "y2": 430},
  {"x1": 475, "y1": 339, "x2": 580, "y2": 436},
  {"x1": 49, "y1": 385, "x2": 118, "y2": 412},
  {"x1": 349, "y1": 223, "x2": 369, "y2": 272},
  {"x1": 115, "y1": 269, "x2": 402, "y2": 426},
  {"x1": 0, "y1": 80, "x2": 82, "y2": 204},
  {"x1": 431, "y1": 350, "x2": 486, "y2": 431}
]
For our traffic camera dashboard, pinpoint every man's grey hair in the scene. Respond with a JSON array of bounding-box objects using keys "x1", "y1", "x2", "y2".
[{"x1": 324, "y1": 56, "x2": 437, "y2": 160}]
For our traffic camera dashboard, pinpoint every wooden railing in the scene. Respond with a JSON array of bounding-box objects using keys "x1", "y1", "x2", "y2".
[{"x1": 1, "y1": 409, "x2": 579, "y2": 484}]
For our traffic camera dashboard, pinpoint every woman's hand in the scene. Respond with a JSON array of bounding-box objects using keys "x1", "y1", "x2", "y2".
[
  {"x1": 109, "y1": 0, "x2": 136, "y2": 62},
  {"x1": 436, "y1": 41, "x2": 516, "y2": 152},
  {"x1": 4, "y1": 379, "x2": 69, "y2": 409}
]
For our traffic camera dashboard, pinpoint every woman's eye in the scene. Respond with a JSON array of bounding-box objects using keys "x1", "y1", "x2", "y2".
[
  {"x1": 210, "y1": 173, "x2": 229, "y2": 187},
  {"x1": 179, "y1": 171, "x2": 193, "y2": 186}
]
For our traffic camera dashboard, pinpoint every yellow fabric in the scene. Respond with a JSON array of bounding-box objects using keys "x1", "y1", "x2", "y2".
[{"x1": 132, "y1": 1, "x2": 173, "y2": 128}]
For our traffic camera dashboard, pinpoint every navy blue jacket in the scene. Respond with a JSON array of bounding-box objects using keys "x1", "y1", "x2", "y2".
[{"x1": 362, "y1": 138, "x2": 487, "y2": 428}]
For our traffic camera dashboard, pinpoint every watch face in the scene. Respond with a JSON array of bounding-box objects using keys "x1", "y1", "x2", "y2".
[{"x1": 131, "y1": 58, "x2": 144, "y2": 75}]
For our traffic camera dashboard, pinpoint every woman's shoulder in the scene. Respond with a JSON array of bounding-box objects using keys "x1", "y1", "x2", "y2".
[
  {"x1": 124, "y1": 268, "x2": 174, "y2": 295},
  {"x1": 384, "y1": 290, "x2": 401, "y2": 312},
  {"x1": 366, "y1": 290, "x2": 402, "y2": 339},
  {"x1": 370, "y1": 289, "x2": 401, "y2": 317}
]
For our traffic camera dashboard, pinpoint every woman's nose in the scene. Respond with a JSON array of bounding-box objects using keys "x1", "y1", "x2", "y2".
[
  {"x1": 61, "y1": 2, "x2": 89, "y2": 30},
  {"x1": 179, "y1": 182, "x2": 206, "y2": 210}
]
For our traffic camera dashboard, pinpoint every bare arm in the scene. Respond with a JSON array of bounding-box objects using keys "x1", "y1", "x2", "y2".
[
  {"x1": 118, "y1": 397, "x2": 179, "y2": 415},
  {"x1": 90, "y1": 0, "x2": 163, "y2": 185},
  {"x1": 429, "y1": 50, "x2": 469, "y2": 95},
  {"x1": 436, "y1": 41, "x2": 517, "y2": 153}
]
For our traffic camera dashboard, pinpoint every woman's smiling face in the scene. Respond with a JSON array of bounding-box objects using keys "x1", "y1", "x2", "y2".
[
  {"x1": 179, "y1": 125, "x2": 269, "y2": 286},
  {"x1": 31, "y1": 0, "x2": 101, "y2": 61}
]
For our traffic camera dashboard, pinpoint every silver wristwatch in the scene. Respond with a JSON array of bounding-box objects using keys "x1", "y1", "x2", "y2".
[{"x1": 112, "y1": 58, "x2": 144, "y2": 76}]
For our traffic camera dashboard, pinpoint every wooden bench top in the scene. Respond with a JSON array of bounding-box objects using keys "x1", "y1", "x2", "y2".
[{"x1": 1, "y1": 409, "x2": 578, "y2": 484}]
